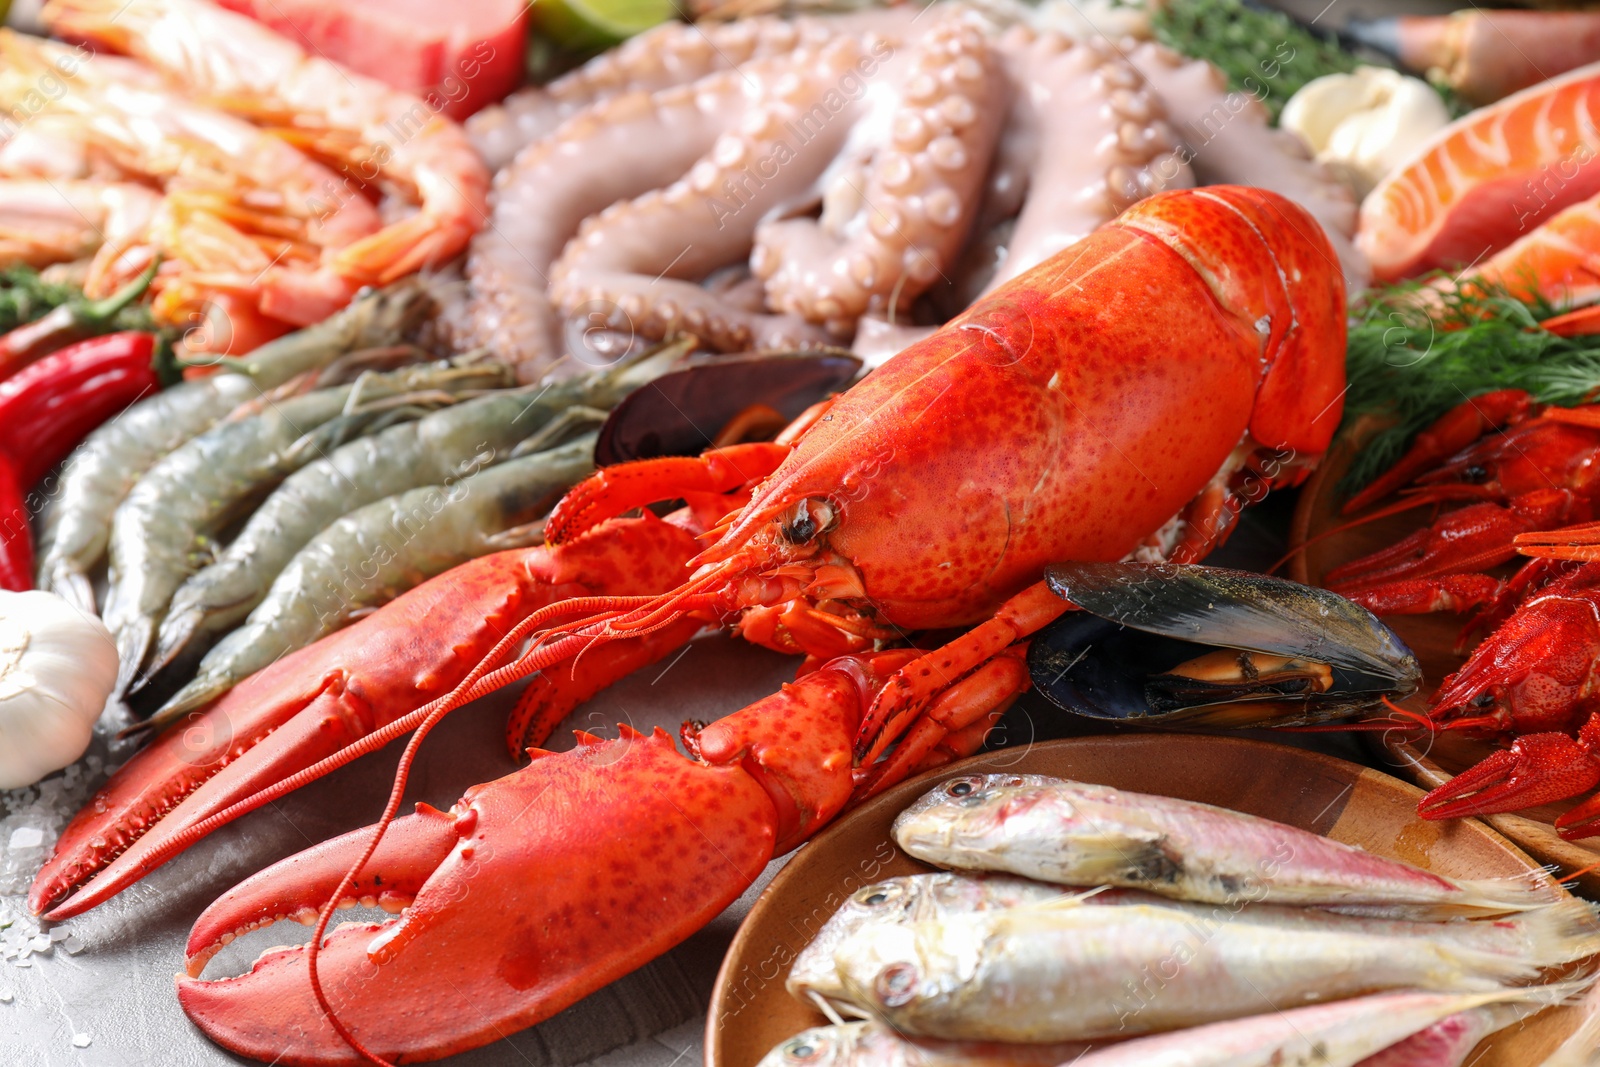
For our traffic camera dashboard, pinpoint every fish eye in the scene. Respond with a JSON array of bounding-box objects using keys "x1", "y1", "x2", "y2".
[
  {"x1": 786, "y1": 1041, "x2": 820, "y2": 1061},
  {"x1": 855, "y1": 882, "x2": 902, "y2": 907},
  {"x1": 945, "y1": 776, "x2": 983, "y2": 797},
  {"x1": 874, "y1": 962, "x2": 920, "y2": 1007}
]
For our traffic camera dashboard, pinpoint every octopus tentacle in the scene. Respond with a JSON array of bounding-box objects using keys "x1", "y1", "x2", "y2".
[
  {"x1": 462, "y1": 56, "x2": 814, "y2": 374},
  {"x1": 547, "y1": 34, "x2": 892, "y2": 352},
  {"x1": 1126, "y1": 40, "x2": 1369, "y2": 291},
  {"x1": 755, "y1": 14, "x2": 1007, "y2": 329},
  {"x1": 985, "y1": 27, "x2": 1192, "y2": 289},
  {"x1": 467, "y1": 8, "x2": 924, "y2": 171}
]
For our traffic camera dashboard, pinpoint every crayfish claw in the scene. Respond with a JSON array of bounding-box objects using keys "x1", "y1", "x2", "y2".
[{"x1": 1419, "y1": 733, "x2": 1600, "y2": 821}]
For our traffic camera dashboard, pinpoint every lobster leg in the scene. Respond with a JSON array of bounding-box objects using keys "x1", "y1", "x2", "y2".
[
  {"x1": 853, "y1": 647, "x2": 1031, "y2": 800},
  {"x1": 503, "y1": 617, "x2": 706, "y2": 759},
  {"x1": 854, "y1": 581, "x2": 1068, "y2": 764},
  {"x1": 543, "y1": 442, "x2": 791, "y2": 544},
  {"x1": 29, "y1": 514, "x2": 704, "y2": 920}
]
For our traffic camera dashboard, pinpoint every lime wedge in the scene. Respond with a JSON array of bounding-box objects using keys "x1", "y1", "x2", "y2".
[{"x1": 533, "y1": 0, "x2": 677, "y2": 50}]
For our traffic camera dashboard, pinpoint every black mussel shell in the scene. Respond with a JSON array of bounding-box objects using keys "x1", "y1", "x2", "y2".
[
  {"x1": 594, "y1": 350, "x2": 860, "y2": 465},
  {"x1": 1027, "y1": 561, "x2": 1420, "y2": 727}
]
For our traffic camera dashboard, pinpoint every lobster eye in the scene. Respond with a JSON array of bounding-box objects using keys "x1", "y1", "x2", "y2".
[
  {"x1": 1474, "y1": 691, "x2": 1496, "y2": 707},
  {"x1": 783, "y1": 514, "x2": 816, "y2": 544},
  {"x1": 779, "y1": 497, "x2": 836, "y2": 545},
  {"x1": 1463, "y1": 464, "x2": 1490, "y2": 483}
]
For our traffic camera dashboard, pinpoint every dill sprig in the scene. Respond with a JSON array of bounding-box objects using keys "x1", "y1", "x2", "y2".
[
  {"x1": 1340, "y1": 281, "x2": 1600, "y2": 495},
  {"x1": 1150, "y1": 0, "x2": 1357, "y2": 122}
]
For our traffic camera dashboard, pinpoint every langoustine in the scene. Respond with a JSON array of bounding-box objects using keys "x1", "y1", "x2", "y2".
[
  {"x1": 1320, "y1": 392, "x2": 1600, "y2": 838},
  {"x1": 31, "y1": 186, "x2": 1348, "y2": 1063}
]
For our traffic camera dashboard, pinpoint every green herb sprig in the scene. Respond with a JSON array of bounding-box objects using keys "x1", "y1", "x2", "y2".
[
  {"x1": 1151, "y1": 0, "x2": 1358, "y2": 122},
  {"x1": 0, "y1": 264, "x2": 155, "y2": 336},
  {"x1": 1341, "y1": 281, "x2": 1600, "y2": 495}
]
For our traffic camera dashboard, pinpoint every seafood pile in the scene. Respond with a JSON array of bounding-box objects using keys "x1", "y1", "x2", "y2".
[
  {"x1": 19, "y1": 184, "x2": 1348, "y2": 1064},
  {"x1": 766, "y1": 775, "x2": 1599, "y2": 1067},
  {"x1": 1321, "y1": 390, "x2": 1600, "y2": 840},
  {"x1": 456, "y1": 1, "x2": 1364, "y2": 376}
]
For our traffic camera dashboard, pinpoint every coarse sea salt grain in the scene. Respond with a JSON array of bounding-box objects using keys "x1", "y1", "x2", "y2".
[
  {"x1": 0, "y1": 989, "x2": 12, "y2": 1003},
  {"x1": 6, "y1": 827, "x2": 42, "y2": 850},
  {"x1": 71, "y1": 1033, "x2": 89, "y2": 1048}
]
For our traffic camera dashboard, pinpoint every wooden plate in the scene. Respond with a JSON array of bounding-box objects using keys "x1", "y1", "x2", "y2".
[
  {"x1": 703, "y1": 734, "x2": 1590, "y2": 1067},
  {"x1": 1290, "y1": 422, "x2": 1600, "y2": 893}
]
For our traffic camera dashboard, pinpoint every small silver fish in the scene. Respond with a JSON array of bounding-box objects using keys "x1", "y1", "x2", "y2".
[
  {"x1": 787, "y1": 874, "x2": 1071, "y2": 1016},
  {"x1": 754, "y1": 1021, "x2": 1091, "y2": 1067},
  {"x1": 831, "y1": 896, "x2": 1552, "y2": 1042},
  {"x1": 1058, "y1": 984, "x2": 1581, "y2": 1067},
  {"x1": 893, "y1": 775, "x2": 1553, "y2": 915}
]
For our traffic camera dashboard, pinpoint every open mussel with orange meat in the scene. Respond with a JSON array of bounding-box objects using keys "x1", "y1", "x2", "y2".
[{"x1": 1027, "y1": 562, "x2": 1421, "y2": 728}]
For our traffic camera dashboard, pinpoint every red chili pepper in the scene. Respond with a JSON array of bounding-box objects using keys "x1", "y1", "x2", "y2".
[
  {"x1": 0, "y1": 260, "x2": 157, "y2": 385},
  {"x1": 0, "y1": 453, "x2": 32, "y2": 592},
  {"x1": 0, "y1": 331, "x2": 171, "y2": 488}
]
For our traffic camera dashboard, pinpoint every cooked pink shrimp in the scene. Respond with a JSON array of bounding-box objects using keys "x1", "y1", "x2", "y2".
[
  {"x1": 0, "y1": 179, "x2": 161, "y2": 268},
  {"x1": 0, "y1": 31, "x2": 383, "y2": 331},
  {"x1": 45, "y1": 0, "x2": 491, "y2": 289}
]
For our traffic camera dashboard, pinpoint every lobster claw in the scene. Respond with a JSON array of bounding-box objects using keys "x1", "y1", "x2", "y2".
[
  {"x1": 1418, "y1": 731, "x2": 1600, "y2": 821},
  {"x1": 179, "y1": 727, "x2": 777, "y2": 1065},
  {"x1": 30, "y1": 516, "x2": 705, "y2": 920}
]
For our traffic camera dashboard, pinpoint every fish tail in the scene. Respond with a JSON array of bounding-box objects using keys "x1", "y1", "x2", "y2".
[
  {"x1": 1537, "y1": 976, "x2": 1600, "y2": 1067},
  {"x1": 1519, "y1": 897, "x2": 1600, "y2": 968},
  {"x1": 1425, "y1": 939, "x2": 1544, "y2": 989},
  {"x1": 1449, "y1": 871, "x2": 1564, "y2": 914}
]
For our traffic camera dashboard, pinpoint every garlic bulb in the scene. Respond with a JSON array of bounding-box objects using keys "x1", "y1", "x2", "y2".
[
  {"x1": 1281, "y1": 66, "x2": 1451, "y2": 199},
  {"x1": 0, "y1": 590, "x2": 117, "y2": 789}
]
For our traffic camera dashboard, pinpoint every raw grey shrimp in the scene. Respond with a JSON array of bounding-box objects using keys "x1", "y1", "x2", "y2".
[
  {"x1": 149, "y1": 432, "x2": 599, "y2": 726},
  {"x1": 102, "y1": 361, "x2": 510, "y2": 696},
  {"x1": 34, "y1": 282, "x2": 431, "y2": 611},
  {"x1": 149, "y1": 344, "x2": 687, "y2": 674}
]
